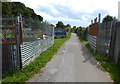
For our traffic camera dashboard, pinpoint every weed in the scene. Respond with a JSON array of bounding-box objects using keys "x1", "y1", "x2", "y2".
[
  {"x1": 77, "y1": 34, "x2": 120, "y2": 84},
  {"x1": 2, "y1": 34, "x2": 71, "y2": 83}
]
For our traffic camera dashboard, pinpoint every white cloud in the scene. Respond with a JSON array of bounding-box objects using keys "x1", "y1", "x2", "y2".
[
  {"x1": 36, "y1": 11, "x2": 82, "y2": 22},
  {"x1": 11, "y1": 0, "x2": 120, "y2": 27}
]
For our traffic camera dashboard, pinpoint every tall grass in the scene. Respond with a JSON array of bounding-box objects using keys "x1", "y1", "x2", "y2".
[
  {"x1": 2, "y1": 34, "x2": 71, "y2": 83},
  {"x1": 77, "y1": 34, "x2": 120, "y2": 84}
]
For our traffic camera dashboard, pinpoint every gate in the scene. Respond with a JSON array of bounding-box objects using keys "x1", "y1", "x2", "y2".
[
  {"x1": 1, "y1": 15, "x2": 55, "y2": 73},
  {"x1": 1, "y1": 15, "x2": 23, "y2": 72}
]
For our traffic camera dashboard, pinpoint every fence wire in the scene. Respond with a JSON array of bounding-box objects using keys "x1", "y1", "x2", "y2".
[
  {"x1": 22, "y1": 19, "x2": 54, "y2": 42},
  {"x1": 21, "y1": 19, "x2": 54, "y2": 66},
  {"x1": 1, "y1": 18, "x2": 16, "y2": 45},
  {"x1": 2, "y1": 17, "x2": 54, "y2": 72}
]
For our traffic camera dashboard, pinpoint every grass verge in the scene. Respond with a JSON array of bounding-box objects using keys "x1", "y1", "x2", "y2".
[
  {"x1": 2, "y1": 34, "x2": 71, "y2": 83},
  {"x1": 77, "y1": 34, "x2": 120, "y2": 84}
]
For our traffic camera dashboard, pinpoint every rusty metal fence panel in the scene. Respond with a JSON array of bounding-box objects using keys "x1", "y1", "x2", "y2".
[
  {"x1": 1, "y1": 17, "x2": 21, "y2": 73},
  {"x1": 1, "y1": 18, "x2": 17, "y2": 45},
  {"x1": 2, "y1": 16, "x2": 54, "y2": 72}
]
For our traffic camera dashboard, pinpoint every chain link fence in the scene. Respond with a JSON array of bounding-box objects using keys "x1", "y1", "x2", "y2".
[
  {"x1": 22, "y1": 19, "x2": 54, "y2": 42},
  {"x1": 20, "y1": 19, "x2": 54, "y2": 66}
]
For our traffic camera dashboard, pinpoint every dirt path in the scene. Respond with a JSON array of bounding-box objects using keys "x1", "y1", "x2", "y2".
[{"x1": 27, "y1": 33, "x2": 113, "y2": 82}]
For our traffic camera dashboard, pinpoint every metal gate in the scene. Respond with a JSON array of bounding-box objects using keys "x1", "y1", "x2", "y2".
[{"x1": 1, "y1": 15, "x2": 23, "y2": 72}]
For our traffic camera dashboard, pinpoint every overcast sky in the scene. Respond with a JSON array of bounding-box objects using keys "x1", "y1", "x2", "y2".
[{"x1": 11, "y1": 0, "x2": 120, "y2": 27}]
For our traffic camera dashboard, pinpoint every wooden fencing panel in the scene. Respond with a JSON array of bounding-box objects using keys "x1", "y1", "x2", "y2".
[
  {"x1": 112, "y1": 22, "x2": 120, "y2": 64},
  {"x1": 97, "y1": 22, "x2": 112, "y2": 56},
  {"x1": 2, "y1": 45, "x2": 13, "y2": 72}
]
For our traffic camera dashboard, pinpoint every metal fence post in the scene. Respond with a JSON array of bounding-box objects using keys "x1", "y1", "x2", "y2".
[
  {"x1": 16, "y1": 16, "x2": 22, "y2": 69},
  {"x1": 0, "y1": 36, "x2": 1, "y2": 82},
  {"x1": 52, "y1": 25, "x2": 54, "y2": 42}
]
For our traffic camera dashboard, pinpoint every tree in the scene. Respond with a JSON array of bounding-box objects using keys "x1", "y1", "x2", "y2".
[
  {"x1": 73, "y1": 26, "x2": 76, "y2": 29},
  {"x1": 56, "y1": 21, "x2": 65, "y2": 29},
  {"x1": 65, "y1": 24, "x2": 71, "y2": 32},
  {"x1": 2, "y1": 2, "x2": 12, "y2": 17},
  {"x1": 37, "y1": 15, "x2": 43, "y2": 21},
  {"x1": 102, "y1": 15, "x2": 116, "y2": 23},
  {"x1": 2, "y1": 2, "x2": 43, "y2": 21},
  {"x1": 66, "y1": 24, "x2": 71, "y2": 28}
]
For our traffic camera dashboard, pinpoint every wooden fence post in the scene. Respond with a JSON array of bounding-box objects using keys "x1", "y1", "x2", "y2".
[{"x1": 109, "y1": 22, "x2": 116, "y2": 59}]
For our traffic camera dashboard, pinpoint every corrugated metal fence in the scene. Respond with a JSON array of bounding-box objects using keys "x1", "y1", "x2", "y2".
[
  {"x1": 21, "y1": 36, "x2": 54, "y2": 66},
  {"x1": 2, "y1": 36, "x2": 54, "y2": 72},
  {"x1": 77, "y1": 21, "x2": 120, "y2": 65},
  {"x1": 88, "y1": 35, "x2": 97, "y2": 52},
  {"x1": 2, "y1": 16, "x2": 55, "y2": 73}
]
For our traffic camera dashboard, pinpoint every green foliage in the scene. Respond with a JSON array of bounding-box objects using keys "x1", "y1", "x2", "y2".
[
  {"x1": 73, "y1": 26, "x2": 76, "y2": 29},
  {"x1": 77, "y1": 34, "x2": 120, "y2": 84},
  {"x1": 102, "y1": 15, "x2": 116, "y2": 23},
  {"x1": 2, "y1": 34, "x2": 71, "y2": 83},
  {"x1": 66, "y1": 24, "x2": 71, "y2": 28},
  {"x1": 64, "y1": 24, "x2": 71, "y2": 33},
  {"x1": 2, "y1": 2, "x2": 12, "y2": 17},
  {"x1": 102, "y1": 63, "x2": 120, "y2": 83},
  {"x1": 55, "y1": 22, "x2": 72, "y2": 33},
  {"x1": 56, "y1": 21, "x2": 65, "y2": 29},
  {"x1": 77, "y1": 34, "x2": 85, "y2": 41},
  {"x1": 2, "y1": 2, "x2": 43, "y2": 21}
]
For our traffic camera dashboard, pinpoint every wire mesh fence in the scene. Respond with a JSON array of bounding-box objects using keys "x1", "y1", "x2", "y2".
[
  {"x1": 1, "y1": 18, "x2": 17, "y2": 45},
  {"x1": 2, "y1": 16, "x2": 54, "y2": 72},
  {"x1": 20, "y1": 19, "x2": 54, "y2": 66},
  {"x1": 22, "y1": 19, "x2": 54, "y2": 42}
]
